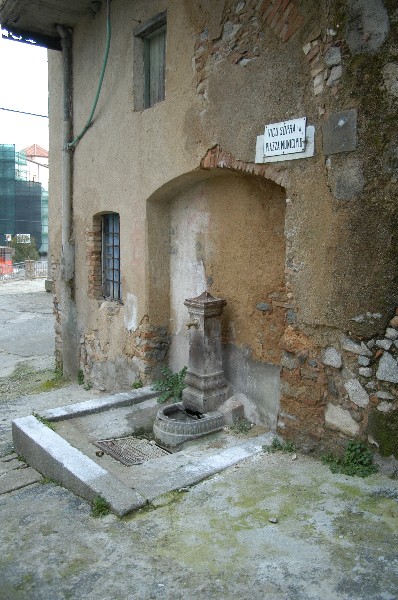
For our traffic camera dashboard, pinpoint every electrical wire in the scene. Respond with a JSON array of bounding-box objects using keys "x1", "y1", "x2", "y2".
[{"x1": 0, "y1": 107, "x2": 48, "y2": 118}]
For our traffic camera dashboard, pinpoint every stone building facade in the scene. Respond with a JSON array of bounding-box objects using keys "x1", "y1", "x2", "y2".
[{"x1": 2, "y1": 0, "x2": 396, "y2": 457}]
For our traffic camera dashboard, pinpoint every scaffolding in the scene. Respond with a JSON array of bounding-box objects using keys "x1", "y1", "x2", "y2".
[{"x1": 0, "y1": 144, "x2": 48, "y2": 254}]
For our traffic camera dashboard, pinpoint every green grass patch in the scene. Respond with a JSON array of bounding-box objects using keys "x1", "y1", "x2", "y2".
[{"x1": 34, "y1": 368, "x2": 65, "y2": 393}]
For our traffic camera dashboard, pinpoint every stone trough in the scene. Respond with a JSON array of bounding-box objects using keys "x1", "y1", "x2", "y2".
[{"x1": 12, "y1": 387, "x2": 273, "y2": 516}]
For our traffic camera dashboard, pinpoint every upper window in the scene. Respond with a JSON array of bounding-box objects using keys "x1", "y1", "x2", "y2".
[
  {"x1": 134, "y1": 12, "x2": 166, "y2": 109},
  {"x1": 102, "y1": 213, "x2": 121, "y2": 301}
]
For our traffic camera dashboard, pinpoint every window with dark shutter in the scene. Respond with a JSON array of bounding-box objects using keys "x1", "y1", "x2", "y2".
[{"x1": 134, "y1": 12, "x2": 167, "y2": 110}]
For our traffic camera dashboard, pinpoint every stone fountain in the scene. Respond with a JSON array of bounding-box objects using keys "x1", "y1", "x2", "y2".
[{"x1": 153, "y1": 291, "x2": 230, "y2": 447}]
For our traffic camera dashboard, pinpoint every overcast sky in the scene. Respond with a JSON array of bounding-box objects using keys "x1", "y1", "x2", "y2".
[{"x1": 0, "y1": 30, "x2": 49, "y2": 151}]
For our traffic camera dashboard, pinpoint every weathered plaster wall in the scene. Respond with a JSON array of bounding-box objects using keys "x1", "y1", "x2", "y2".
[{"x1": 48, "y1": 0, "x2": 398, "y2": 455}]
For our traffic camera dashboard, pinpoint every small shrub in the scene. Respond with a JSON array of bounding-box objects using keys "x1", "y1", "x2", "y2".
[
  {"x1": 322, "y1": 441, "x2": 378, "y2": 478},
  {"x1": 230, "y1": 418, "x2": 252, "y2": 434},
  {"x1": 132, "y1": 380, "x2": 144, "y2": 389},
  {"x1": 263, "y1": 437, "x2": 296, "y2": 454},
  {"x1": 152, "y1": 366, "x2": 187, "y2": 404},
  {"x1": 77, "y1": 369, "x2": 84, "y2": 385},
  {"x1": 91, "y1": 496, "x2": 111, "y2": 518}
]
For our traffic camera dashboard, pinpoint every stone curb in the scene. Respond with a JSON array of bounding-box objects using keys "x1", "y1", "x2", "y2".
[
  {"x1": 139, "y1": 432, "x2": 276, "y2": 501},
  {"x1": 12, "y1": 415, "x2": 147, "y2": 516},
  {"x1": 11, "y1": 412, "x2": 276, "y2": 516},
  {"x1": 39, "y1": 386, "x2": 159, "y2": 421}
]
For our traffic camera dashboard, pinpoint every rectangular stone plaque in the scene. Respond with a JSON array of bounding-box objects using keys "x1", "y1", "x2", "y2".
[
  {"x1": 322, "y1": 109, "x2": 357, "y2": 155},
  {"x1": 263, "y1": 117, "x2": 307, "y2": 157},
  {"x1": 255, "y1": 126, "x2": 315, "y2": 164}
]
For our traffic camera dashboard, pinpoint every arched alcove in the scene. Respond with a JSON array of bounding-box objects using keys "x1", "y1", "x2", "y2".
[{"x1": 147, "y1": 167, "x2": 286, "y2": 427}]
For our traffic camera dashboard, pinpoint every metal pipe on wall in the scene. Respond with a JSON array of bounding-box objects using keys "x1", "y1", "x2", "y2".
[{"x1": 57, "y1": 24, "x2": 79, "y2": 377}]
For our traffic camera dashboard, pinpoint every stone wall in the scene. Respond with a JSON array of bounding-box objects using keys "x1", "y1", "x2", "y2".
[{"x1": 278, "y1": 311, "x2": 398, "y2": 457}]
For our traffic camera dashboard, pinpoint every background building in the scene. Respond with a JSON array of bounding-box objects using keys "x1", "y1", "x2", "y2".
[{"x1": 0, "y1": 143, "x2": 48, "y2": 254}]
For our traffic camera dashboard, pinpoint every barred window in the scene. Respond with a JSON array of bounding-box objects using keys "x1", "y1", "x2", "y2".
[{"x1": 102, "y1": 213, "x2": 121, "y2": 301}]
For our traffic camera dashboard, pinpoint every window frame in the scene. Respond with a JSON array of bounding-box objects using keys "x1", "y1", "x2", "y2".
[
  {"x1": 134, "y1": 11, "x2": 167, "y2": 110},
  {"x1": 101, "y1": 212, "x2": 121, "y2": 302}
]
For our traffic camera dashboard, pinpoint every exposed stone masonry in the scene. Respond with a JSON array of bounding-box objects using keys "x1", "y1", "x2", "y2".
[
  {"x1": 124, "y1": 316, "x2": 170, "y2": 384},
  {"x1": 278, "y1": 310, "x2": 398, "y2": 457},
  {"x1": 194, "y1": 0, "x2": 304, "y2": 97},
  {"x1": 302, "y1": 26, "x2": 343, "y2": 97}
]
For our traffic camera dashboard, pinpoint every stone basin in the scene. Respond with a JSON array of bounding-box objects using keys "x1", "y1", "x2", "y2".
[{"x1": 153, "y1": 402, "x2": 224, "y2": 447}]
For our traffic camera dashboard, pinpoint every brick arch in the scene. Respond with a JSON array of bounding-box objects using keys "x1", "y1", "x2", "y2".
[{"x1": 200, "y1": 144, "x2": 290, "y2": 190}]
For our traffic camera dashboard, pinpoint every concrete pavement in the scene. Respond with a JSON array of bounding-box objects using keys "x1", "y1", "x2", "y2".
[
  {"x1": 0, "y1": 279, "x2": 55, "y2": 378},
  {"x1": 0, "y1": 280, "x2": 397, "y2": 599}
]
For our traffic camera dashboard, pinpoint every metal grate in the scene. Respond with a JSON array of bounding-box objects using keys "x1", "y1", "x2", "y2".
[{"x1": 94, "y1": 436, "x2": 170, "y2": 466}]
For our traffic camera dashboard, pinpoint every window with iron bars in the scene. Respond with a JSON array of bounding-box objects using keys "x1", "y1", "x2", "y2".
[{"x1": 102, "y1": 213, "x2": 121, "y2": 301}]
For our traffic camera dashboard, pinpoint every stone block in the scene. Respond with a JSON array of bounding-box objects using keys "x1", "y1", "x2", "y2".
[
  {"x1": 321, "y1": 347, "x2": 342, "y2": 368},
  {"x1": 281, "y1": 351, "x2": 299, "y2": 370},
  {"x1": 12, "y1": 416, "x2": 147, "y2": 516},
  {"x1": 322, "y1": 109, "x2": 357, "y2": 155},
  {"x1": 342, "y1": 337, "x2": 372, "y2": 356},
  {"x1": 345, "y1": 0, "x2": 389, "y2": 55},
  {"x1": 358, "y1": 355, "x2": 370, "y2": 367},
  {"x1": 385, "y1": 328, "x2": 398, "y2": 341},
  {"x1": 383, "y1": 63, "x2": 398, "y2": 98},
  {"x1": 376, "y1": 391, "x2": 394, "y2": 400},
  {"x1": 377, "y1": 401, "x2": 394, "y2": 413},
  {"x1": 0, "y1": 466, "x2": 42, "y2": 495},
  {"x1": 358, "y1": 367, "x2": 372, "y2": 378},
  {"x1": 326, "y1": 65, "x2": 342, "y2": 86},
  {"x1": 218, "y1": 396, "x2": 245, "y2": 426},
  {"x1": 325, "y1": 403, "x2": 359, "y2": 436},
  {"x1": 256, "y1": 302, "x2": 271, "y2": 312},
  {"x1": 376, "y1": 339, "x2": 393, "y2": 351},
  {"x1": 324, "y1": 46, "x2": 341, "y2": 67},
  {"x1": 344, "y1": 379, "x2": 369, "y2": 407},
  {"x1": 376, "y1": 352, "x2": 398, "y2": 383}
]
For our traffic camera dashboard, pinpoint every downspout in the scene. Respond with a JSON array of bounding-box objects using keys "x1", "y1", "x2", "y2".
[
  {"x1": 55, "y1": 4, "x2": 111, "y2": 376},
  {"x1": 57, "y1": 25, "x2": 73, "y2": 277},
  {"x1": 57, "y1": 24, "x2": 79, "y2": 376}
]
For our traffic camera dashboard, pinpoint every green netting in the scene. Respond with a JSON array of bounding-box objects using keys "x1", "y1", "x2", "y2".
[{"x1": 0, "y1": 145, "x2": 47, "y2": 252}]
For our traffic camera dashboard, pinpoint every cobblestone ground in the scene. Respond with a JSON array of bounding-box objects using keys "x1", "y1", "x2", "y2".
[{"x1": 0, "y1": 281, "x2": 397, "y2": 599}]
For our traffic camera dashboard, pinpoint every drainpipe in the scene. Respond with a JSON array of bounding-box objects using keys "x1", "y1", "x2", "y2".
[{"x1": 57, "y1": 25, "x2": 79, "y2": 377}]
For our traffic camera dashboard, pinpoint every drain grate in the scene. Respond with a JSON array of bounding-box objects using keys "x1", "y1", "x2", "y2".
[{"x1": 94, "y1": 436, "x2": 171, "y2": 466}]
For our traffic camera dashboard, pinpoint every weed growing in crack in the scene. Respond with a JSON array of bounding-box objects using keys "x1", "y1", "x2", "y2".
[
  {"x1": 322, "y1": 441, "x2": 378, "y2": 478},
  {"x1": 230, "y1": 418, "x2": 252, "y2": 434},
  {"x1": 152, "y1": 366, "x2": 187, "y2": 403},
  {"x1": 91, "y1": 496, "x2": 111, "y2": 518},
  {"x1": 32, "y1": 413, "x2": 55, "y2": 431},
  {"x1": 263, "y1": 437, "x2": 296, "y2": 454}
]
